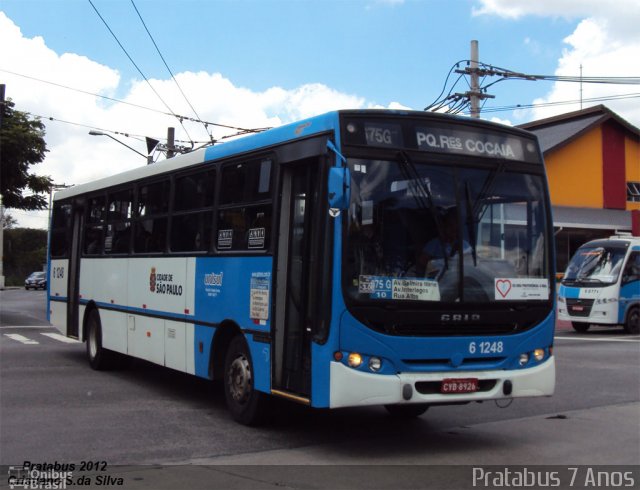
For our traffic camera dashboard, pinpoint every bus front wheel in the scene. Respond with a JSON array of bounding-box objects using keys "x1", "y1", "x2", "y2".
[
  {"x1": 86, "y1": 309, "x2": 115, "y2": 370},
  {"x1": 571, "y1": 322, "x2": 590, "y2": 333},
  {"x1": 384, "y1": 404, "x2": 429, "y2": 418},
  {"x1": 624, "y1": 307, "x2": 639, "y2": 335},
  {"x1": 223, "y1": 335, "x2": 267, "y2": 425}
]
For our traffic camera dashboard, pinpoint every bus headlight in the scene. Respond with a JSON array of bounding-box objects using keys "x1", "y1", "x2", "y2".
[
  {"x1": 533, "y1": 349, "x2": 545, "y2": 362},
  {"x1": 519, "y1": 353, "x2": 529, "y2": 366},
  {"x1": 368, "y1": 357, "x2": 382, "y2": 372},
  {"x1": 348, "y1": 352, "x2": 363, "y2": 368}
]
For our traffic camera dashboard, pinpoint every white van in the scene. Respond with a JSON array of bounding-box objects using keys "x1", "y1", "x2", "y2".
[{"x1": 558, "y1": 235, "x2": 640, "y2": 334}]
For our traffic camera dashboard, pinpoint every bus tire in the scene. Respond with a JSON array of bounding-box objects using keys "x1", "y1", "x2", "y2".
[
  {"x1": 384, "y1": 403, "x2": 429, "y2": 418},
  {"x1": 571, "y1": 321, "x2": 590, "y2": 333},
  {"x1": 223, "y1": 335, "x2": 267, "y2": 426},
  {"x1": 623, "y1": 307, "x2": 639, "y2": 335},
  {"x1": 86, "y1": 309, "x2": 115, "y2": 370}
]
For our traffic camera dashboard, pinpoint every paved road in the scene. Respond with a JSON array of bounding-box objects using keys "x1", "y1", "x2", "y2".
[{"x1": 1, "y1": 289, "x2": 639, "y2": 489}]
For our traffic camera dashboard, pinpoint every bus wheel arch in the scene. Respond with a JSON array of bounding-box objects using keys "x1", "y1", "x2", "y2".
[
  {"x1": 623, "y1": 306, "x2": 639, "y2": 335},
  {"x1": 81, "y1": 301, "x2": 99, "y2": 343},
  {"x1": 222, "y1": 333, "x2": 268, "y2": 425},
  {"x1": 84, "y1": 306, "x2": 116, "y2": 370},
  {"x1": 210, "y1": 320, "x2": 242, "y2": 381}
]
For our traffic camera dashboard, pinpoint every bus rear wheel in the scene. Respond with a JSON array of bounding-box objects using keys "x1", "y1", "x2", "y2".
[
  {"x1": 384, "y1": 404, "x2": 429, "y2": 418},
  {"x1": 624, "y1": 307, "x2": 639, "y2": 335},
  {"x1": 223, "y1": 335, "x2": 268, "y2": 425},
  {"x1": 86, "y1": 309, "x2": 116, "y2": 370},
  {"x1": 571, "y1": 322, "x2": 590, "y2": 333}
]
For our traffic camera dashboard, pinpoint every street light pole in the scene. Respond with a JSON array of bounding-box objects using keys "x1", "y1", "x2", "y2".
[{"x1": 89, "y1": 130, "x2": 152, "y2": 163}]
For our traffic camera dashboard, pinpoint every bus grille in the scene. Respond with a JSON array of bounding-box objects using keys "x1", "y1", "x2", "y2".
[
  {"x1": 566, "y1": 298, "x2": 594, "y2": 317},
  {"x1": 388, "y1": 324, "x2": 518, "y2": 336}
]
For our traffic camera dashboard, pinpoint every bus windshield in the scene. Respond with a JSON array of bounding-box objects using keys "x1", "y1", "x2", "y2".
[
  {"x1": 563, "y1": 246, "x2": 627, "y2": 285},
  {"x1": 344, "y1": 158, "x2": 550, "y2": 305}
]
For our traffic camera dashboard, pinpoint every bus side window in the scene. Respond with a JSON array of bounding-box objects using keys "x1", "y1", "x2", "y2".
[
  {"x1": 105, "y1": 188, "x2": 133, "y2": 254},
  {"x1": 83, "y1": 195, "x2": 105, "y2": 255},
  {"x1": 622, "y1": 252, "x2": 640, "y2": 285},
  {"x1": 50, "y1": 202, "x2": 72, "y2": 258},
  {"x1": 134, "y1": 180, "x2": 169, "y2": 254},
  {"x1": 170, "y1": 170, "x2": 215, "y2": 252},
  {"x1": 217, "y1": 159, "x2": 272, "y2": 251}
]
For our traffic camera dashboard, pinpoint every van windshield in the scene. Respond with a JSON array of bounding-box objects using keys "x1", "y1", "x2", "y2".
[{"x1": 563, "y1": 246, "x2": 627, "y2": 285}]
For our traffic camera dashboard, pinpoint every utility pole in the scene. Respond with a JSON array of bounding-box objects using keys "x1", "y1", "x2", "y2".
[
  {"x1": 166, "y1": 127, "x2": 175, "y2": 158},
  {"x1": 455, "y1": 40, "x2": 495, "y2": 118},
  {"x1": 1, "y1": 84, "x2": 6, "y2": 289}
]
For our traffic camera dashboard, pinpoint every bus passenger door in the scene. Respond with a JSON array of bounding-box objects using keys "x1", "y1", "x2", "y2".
[
  {"x1": 67, "y1": 201, "x2": 84, "y2": 338},
  {"x1": 273, "y1": 160, "x2": 321, "y2": 399}
]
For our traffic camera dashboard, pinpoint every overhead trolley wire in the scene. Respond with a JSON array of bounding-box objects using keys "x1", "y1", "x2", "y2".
[
  {"x1": 0, "y1": 68, "x2": 270, "y2": 135},
  {"x1": 129, "y1": 0, "x2": 212, "y2": 143},
  {"x1": 87, "y1": 0, "x2": 195, "y2": 146}
]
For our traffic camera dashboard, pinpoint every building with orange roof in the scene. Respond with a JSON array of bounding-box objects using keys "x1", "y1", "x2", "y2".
[{"x1": 519, "y1": 105, "x2": 640, "y2": 270}]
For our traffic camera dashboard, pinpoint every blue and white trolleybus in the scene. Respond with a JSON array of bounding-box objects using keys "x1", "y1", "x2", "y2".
[{"x1": 48, "y1": 110, "x2": 556, "y2": 424}]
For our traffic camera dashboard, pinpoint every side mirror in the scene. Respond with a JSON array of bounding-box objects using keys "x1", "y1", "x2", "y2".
[{"x1": 328, "y1": 167, "x2": 350, "y2": 210}]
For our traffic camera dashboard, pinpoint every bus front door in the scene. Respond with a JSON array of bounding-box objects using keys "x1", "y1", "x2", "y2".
[
  {"x1": 273, "y1": 160, "x2": 321, "y2": 400},
  {"x1": 66, "y1": 201, "x2": 83, "y2": 338}
]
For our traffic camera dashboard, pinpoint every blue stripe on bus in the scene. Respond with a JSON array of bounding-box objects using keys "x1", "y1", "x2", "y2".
[
  {"x1": 203, "y1": 112, "x2": 338, "y2": 163},
  {"x1": 558, "y1": 284, "x2": 580, "y2": 299}
]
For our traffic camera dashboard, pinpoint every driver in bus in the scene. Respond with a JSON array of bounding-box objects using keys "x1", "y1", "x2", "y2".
[{"x1": 419, "y1": 208, "x2": 471, "y2": 277}]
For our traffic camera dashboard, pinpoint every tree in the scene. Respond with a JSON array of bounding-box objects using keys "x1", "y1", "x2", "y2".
[
  {"x1": 2, "y1": 212, "x2": 17, "y2": 229},
  {"x1": 3, "y1": 227, "x2": 47, "y2": 286},
  {"x1": 0, "y1": 98, "x2": 52, "y2": 210}
]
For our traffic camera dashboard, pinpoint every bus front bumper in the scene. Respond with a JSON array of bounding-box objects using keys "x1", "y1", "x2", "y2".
[{"x1": 329, "y1": 357, "x2": 555, "y2": 408}]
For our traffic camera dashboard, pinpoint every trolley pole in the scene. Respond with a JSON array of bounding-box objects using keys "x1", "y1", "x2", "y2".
[{"x1": 167, "y1": 127, "x2": 175, "y2": 158}]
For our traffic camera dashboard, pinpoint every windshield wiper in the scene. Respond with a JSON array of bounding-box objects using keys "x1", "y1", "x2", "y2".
[
  {"x1": 395, "y1": 151, "x2": 449, "y2": 273},
  {"x1": 464, "y1": 181, "x2": 478, "y2": 266},
  {"x1": 470, "y1": 162, "x2": 507, "y2": 224}
]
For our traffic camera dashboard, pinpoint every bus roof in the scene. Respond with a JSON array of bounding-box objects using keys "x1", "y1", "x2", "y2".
[{"x1": 53, "y1": 109, "x2": 537, "y2": 201}]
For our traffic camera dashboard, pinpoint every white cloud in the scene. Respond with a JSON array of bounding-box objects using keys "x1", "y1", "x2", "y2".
[
  {"x1": 0, "y1": 12, "x2": 389, "y2": 228},
  {"x1": 474, "y1": 0, "x2": 640, "y2": 127}
]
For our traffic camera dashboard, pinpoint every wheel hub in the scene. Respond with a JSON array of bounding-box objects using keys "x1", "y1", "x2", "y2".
[{"x1": 228, "y1": 356, "x2": 252, "y2": 404}]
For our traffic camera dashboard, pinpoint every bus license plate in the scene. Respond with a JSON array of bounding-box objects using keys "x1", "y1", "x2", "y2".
[{"x1": 441, "y1": 378, "x2": 478, "y2": 394}]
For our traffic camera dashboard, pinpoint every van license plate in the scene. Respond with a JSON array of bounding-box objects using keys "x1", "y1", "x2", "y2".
[{"x1": 441, "y1": 378, "x2": 478, "y2": 394}]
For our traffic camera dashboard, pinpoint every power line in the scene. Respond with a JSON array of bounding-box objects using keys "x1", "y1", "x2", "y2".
[
  {"x1": 130, "y1": 0, "x2": 212, "y2": 143},
  {"x1": 426, "y1": 49, "x2": 640, "y2": 117},
  {"x1": 87, "y1": 0, "x2": 194, "y2": 146},
  {"x1": 29, "y1": 112, "x2": 210, "y2": 144},
  {"x1": 480, "y1": 92, "x2": 640, "y2": 114},
  {"x1": 0, "y1": 68, "x2": 270, "y2": 135}
]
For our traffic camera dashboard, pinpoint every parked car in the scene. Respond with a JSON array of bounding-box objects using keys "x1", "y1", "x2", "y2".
[{"x1": 25, "y1": 271, "x2": 47, "y2": 290}]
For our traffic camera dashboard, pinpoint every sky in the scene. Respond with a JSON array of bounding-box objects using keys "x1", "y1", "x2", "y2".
[{"x1": 1, "y1": 0, "x2": 639, "y2": 229}]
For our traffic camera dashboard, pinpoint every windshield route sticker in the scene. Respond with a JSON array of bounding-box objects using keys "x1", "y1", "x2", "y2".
[
  {"x1": 359, "y1": 275, "x2": 440, "y2": 301},
  {"x1": 495, "y1": 278, "x2": 549, "y2": 300}
]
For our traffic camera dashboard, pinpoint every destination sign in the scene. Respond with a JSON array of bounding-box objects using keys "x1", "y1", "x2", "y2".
[
  {"x1": 415, "y1": 126, "x2": 527, "y2": 161},
  {"x1": 363, "y1": 122, "x2": 403, "y2": 148},
  {"x1": 343, "y1": 117, "x2": 540, "y2": 163}
]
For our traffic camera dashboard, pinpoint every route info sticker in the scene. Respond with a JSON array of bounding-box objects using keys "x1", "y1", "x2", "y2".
[{"x1": 494, "y1": 278, "x2": 549, "y2": 300}]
